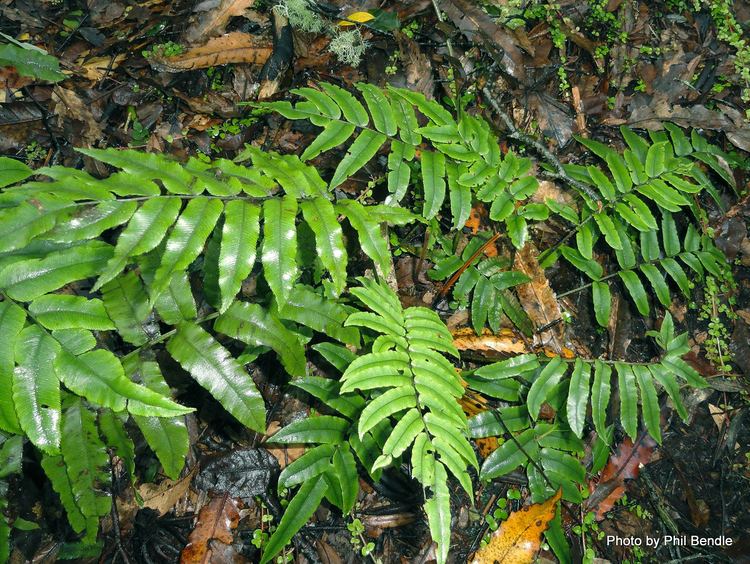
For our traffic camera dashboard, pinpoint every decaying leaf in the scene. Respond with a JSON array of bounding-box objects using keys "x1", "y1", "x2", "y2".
[
  {"x1": 195, "y1": 448, "x2": 279, "y2": 498},
  {"x1": 138, "y1": 465, "x2": 197, "y2": 516},
  {"x1": 459, "y1": 388, "x2": 499, "y2": 457},
  {"x1": 52, "y1": 86, "x2": 103, "y2": 146},
  {"x1": 442, "y1": 0, "x2": 528, "y2": 81},
  {"x1": 149, "y1": 32, "x2": 272, "y2": 72},
  {"x1": 472, "y1": 489, "x2": 562, "y2": 564},
  {"x1": 185, "y1": 0, "x2": 257, "y2": 44},
  {"x1": 513, "y1": 243, "x2": 566, "y2": 353},
  {"x1": 76, "y1": 54, "x2": 126, "y2": 81},
  {"x1": 264, "y1": 421, "x2": 305, "y2": 468},
  {"x1": 180, "y1": 494, "x2": 243, "y2": 563},
  {"x1": 452, "y1": 327, "x2": 529, "y2": 354},
  {"x1": 585, "y1": 436, "x2": 656, "y2": 519}
]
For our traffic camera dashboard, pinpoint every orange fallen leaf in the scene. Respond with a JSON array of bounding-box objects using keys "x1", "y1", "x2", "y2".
[
  {"x1": 472, "y1": 489, "x2": 562, "y2": 564},
  {"x1": 585, "y1": 436, "x2": 656, "y2": 519},
  {"x1": 150, "y1": 32, "x2": 272, "y2": 72},
  {"x1": 180, "y1": 494, "x2": 242, "y2": 563},
  {"x1": 458, "y1": 387, "x2": 498, "y2": 457},
  {"x1": 452, "y1": 328, "x2": 529, "y2": 354},
  {"x1": 513, "y1": 243, "x2": 566, "y2": 353}
]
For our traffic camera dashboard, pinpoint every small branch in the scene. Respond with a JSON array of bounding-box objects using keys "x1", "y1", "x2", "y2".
[
  {"x1": 436, "y1": 232, "x2": 500, "y2": 301},
  {"x1": 480, "y1": 86, "x2": 601, "y2": 203}
]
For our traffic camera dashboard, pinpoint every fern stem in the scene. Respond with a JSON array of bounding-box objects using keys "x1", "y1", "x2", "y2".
[{"x1": 121, "y1": 311, "x2": 221, "y2": 363}]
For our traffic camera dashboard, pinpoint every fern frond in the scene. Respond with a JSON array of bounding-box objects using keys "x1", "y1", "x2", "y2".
[
  {"x1": 341, "y1": 278, "x2": 473, "y2": 563},
  {"x1": 256, "y1": 82, "x2": 541, "y2": 245}
]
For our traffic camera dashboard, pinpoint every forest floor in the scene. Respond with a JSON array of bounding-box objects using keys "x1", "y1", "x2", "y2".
[{"x1": 1, "y1": 0, "x2": 750, "y2": 563}]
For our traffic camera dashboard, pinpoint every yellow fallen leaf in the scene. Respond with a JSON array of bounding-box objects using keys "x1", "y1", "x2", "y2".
[
  {"x1": 339, "y1": 11, "x2": 374, "y2": 26},
  {"x1": 452, "y1": 328, "x2": 529, "y2": 354},
  {"x1": 472, "y1": 489, "x2": 562, "y2": 564}
]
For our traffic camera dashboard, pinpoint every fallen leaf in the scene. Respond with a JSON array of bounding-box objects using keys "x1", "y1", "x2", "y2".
[
  {"x1": 138, "y1": 465, "x2": 197, "y2": 517},
  {"x1": 708, "y1": 403, "x2": 729, "y2": 432},
  {"x1": 150, "y1": 32, "x2": 272, "y2": 72},
  {"x1": 459, "y1": 387, "x2": 499, "y2": 456},
  {"x1": 194, "y1": 448, "x2": 279, "y2": 499},
  {"x1": 52, "y1": 86, "x2": 103, "y2": 146},
  {"x1": 442, "y1": 0, "x2": 528, "y2": 81},
  {"x1": 339, "y1": 12, "x2": 375, "y2": 26},
  {"x1": 180, "y1": 493, "x2": 243, "y2": 563},
  {"x1": 396, "y1": 32, "x2": 435, "y2": 98},
  {"x1": 184, "y1": 0, "x2": 257, "y2": 44},
  {"x1": 513, "y1": 243, "x2": 566, "y2": 353},
  {"x1": 264, "y1": 421, "x2": 305, "y2": 468},
  {"x1": 472, "y1": 489, "x2": 562, "y2": 564},
  {"x1": 452, "y1": 327, "x2": 529, "y2": 354},
  {"x1": 585, "y1": 436, "x2": 656, "y2": 519},
  {"x1": 527, "y1": 92, "x2": 574, "y2": 148},
  {"x1": 76, "y1": 54, "x2": 126, "y2": 81}
]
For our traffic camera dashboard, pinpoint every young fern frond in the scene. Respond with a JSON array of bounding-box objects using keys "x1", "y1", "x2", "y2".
[{"x1": 342, "y1": 277, "x2": 475, "y2": 564}]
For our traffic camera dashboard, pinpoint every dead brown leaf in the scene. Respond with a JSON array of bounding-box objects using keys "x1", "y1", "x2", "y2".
[
  {"x1": 442, "y1": 0, "x2": 528, "y2": 81},
  {"x1": 150, "y1": 32, "x2": 272, "y2": 72},
  {"x1": 51, "y1": 86, "x2": 103, "y2": 147},
  {"x1": 76, "y1": 54, "x2": 126, "y2": 81},
  {"x1": 395, "y1": 32, "x2": 434, "y2": 98},
  {"x1": 138, "y1": 465, "x2": 197, "y2": 517},
  {"x1": 585, "y1": 436, "x2": 656, "y2": 519},
  {"x1": 264, "y1": 421, "x2": 305, "y2": 468},
  {"x1": 452, "y1": 327, "x2": 529, "y2": 354},
  {"x1": 513, "y1": 242, "x2": 566, "y2": 353},
  {"x1": 185, "y1": 0, "x2": 257, "y2": 44},
  {"x1": 180, "y1": 494, "x2": 243, "y2": 564}
]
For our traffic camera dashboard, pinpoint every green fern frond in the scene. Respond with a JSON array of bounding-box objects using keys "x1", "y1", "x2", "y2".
[{"x1": 255, "y1": 82, "x2": 541, "y2": 246}]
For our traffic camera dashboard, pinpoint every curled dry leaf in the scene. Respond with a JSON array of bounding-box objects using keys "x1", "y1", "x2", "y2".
[
  {"x1": 452, "y1": 327, "x2": 529, "y2": 354},
  {"x1": 138, "y1": 465, "x2": 198, "y2": 516},
  {"x1": 472, "y1": 489, "x2": 562, "y2": 564},
  {"x1": 585, "y1": 435, "x2": 656, "y2": 520},
  {"x1": 180, "y1": 494, "x2": 243, "y2": 564},
  {"x1": 150, "y1": 32, "x2": 272, "y2": 72},
  {"x1": 513, "y1": 243, "x2": 566, "y2": 353},
  {"x1": 184, "y1": 0, "x2": 257, "y2": 44}
]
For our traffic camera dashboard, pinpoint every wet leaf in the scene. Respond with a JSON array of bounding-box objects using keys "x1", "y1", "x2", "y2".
[
  {"x1": 180, "y1": 494, "x2": 242, "y2": 563},
  {"x1": 584, "y1": 436, "x2": 656, "y2": 519},
  {"x1": 472, "y1": 489, "x2": 562, "y2": 563}
]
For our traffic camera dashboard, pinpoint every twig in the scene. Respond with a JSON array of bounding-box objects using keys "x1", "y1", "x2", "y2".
[
  {"x1": 480, "y1": 86, "x2": 601, "y2": 203},
  {"x1": 436, "y1": 232, "x2": 500, "y2": 301}
]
